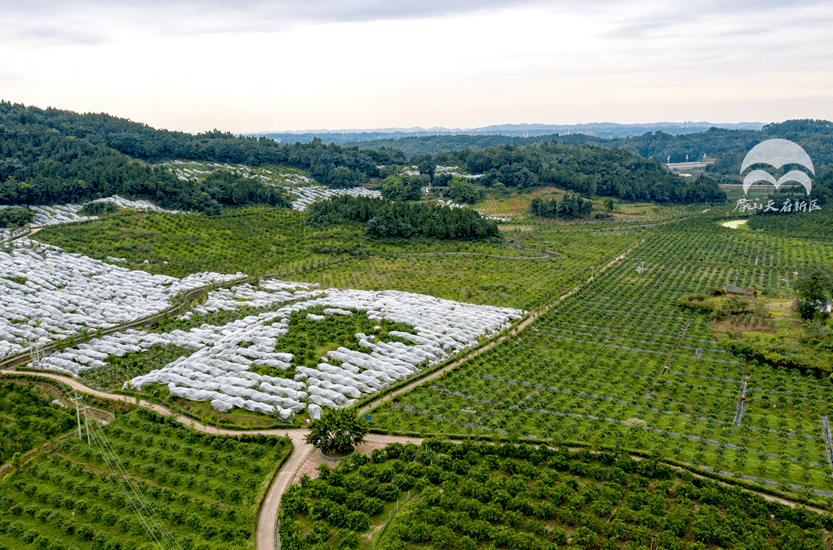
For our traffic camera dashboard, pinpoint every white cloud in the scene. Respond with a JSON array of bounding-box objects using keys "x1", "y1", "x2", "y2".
[{"x1": 1, "y1": 1, "x2": 831, "y2": 131}]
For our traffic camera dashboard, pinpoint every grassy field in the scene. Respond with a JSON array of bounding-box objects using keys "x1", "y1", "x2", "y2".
[
  {"x1": 300, "y1": 231, "x2": 637, "y2": 310},
  {"x1": 475, "y1": 187, "x2": 699, "y2": 225},
  {"x1": 0, "y1": 408, "x2": 291, "y2": 550}
]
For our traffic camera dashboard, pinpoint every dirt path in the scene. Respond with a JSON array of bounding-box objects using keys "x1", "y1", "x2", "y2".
[{"x1": 2, "y1": 368, "x2": 829, "y2": 550}]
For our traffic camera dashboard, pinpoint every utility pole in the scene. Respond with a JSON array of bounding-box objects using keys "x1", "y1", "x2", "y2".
[
  {"x1": 462, "y1": 409, "x2": 477, "y2": 439},
  {"x1": 70, "y1": 393, "x2": 91, "y2": 444}
]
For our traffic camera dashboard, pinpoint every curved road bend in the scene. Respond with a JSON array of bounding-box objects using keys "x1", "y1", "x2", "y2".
[
  {"x1": 1, "y1": 238, "x2": 649, "y2": 548},
  {"x1": 2, "y1": 369, "x2": 828, "y2": 548}
]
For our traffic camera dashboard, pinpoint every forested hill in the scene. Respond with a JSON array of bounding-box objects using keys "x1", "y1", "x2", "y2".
[
  {"x1": 0, "y1": 111, "x2": 291, "y2": 212},
  {"x1": 2, "y1": 101, "x2": 723, "y2": 207},
  {"x1": 346, "y1": 120, "x2": 833, "y2": 173},
  {"x1": 0, "y1": 101, "x2": 407, "y2": 189},
  {"x1": 433, "y1": 143, "x2": 726, "y2": 203}
]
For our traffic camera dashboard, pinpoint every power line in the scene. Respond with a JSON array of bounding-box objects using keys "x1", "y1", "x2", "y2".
[{"x1": 77, "y1": 395, "x2": 182, "y2": 550}]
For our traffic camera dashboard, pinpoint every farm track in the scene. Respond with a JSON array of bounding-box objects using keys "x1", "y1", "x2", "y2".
[
  {"x1": 6, "y1": 232, "x2": 830, "y2": 545},
  {"x1": 2, "y1": 368, "x2": 830, "y2": 550},
  {"x1": 392, "y1": 251, "x2": 554, "y2": 260},
  {"x1": 0, "y1": 368, "x2": 418, "y2": 550}
]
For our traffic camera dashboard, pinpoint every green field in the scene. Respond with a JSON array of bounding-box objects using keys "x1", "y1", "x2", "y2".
[
  {"x1": 281, "y1": 440, "x2": 830, "y2": 550},
  {"x1": 1, "y1": 380, "x2": 77, "y2": 466},
  {"x1": 0, "y1": 408, "x2": 291, "y2": 550},
  {"x1": 25, "y1": 201, "x2": 833, "y2": 499},
  {"x1": 367, "y1": 215, "x2": 833, "y2": 499}
]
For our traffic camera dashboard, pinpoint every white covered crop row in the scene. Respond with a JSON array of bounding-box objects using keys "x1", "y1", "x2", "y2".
[
  {"x1": 176, "y1": 280, "x2": 322, "y2": 321},
  {"x1": 1, "y1": 228, "x2": 29, "y2": 243},
  {"x1": 160, "y1": 159, "x2": 381, "y2": 212},
  {"x1": 140, "y1": 287, "x2": 520, "y2": 416},
  {"x1": 285, "y1": 185, "x2": 381, "y2": 211},
  {"x1": 28, "y1": 205, "x2": 96, "y2": 227},
  {"x1": 87, "y1": 195, "x2": 187, "y2": 215},
  {"x1": 436, "y1": 200, "x2": 511, "y2": 222},
  {"x1": 27, "y1": 280, "x2": 522, "y2": 419},
  {"x1": 0, "y1": 238, "x2": 243, "y2": 360},
  {"x1": 7, "y1": 196, "x2": 188, "y2": 229}
]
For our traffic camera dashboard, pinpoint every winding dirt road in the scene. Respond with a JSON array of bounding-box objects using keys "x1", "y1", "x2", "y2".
[
  {"x1": 0, "y1": 369, "x2": 433, "y2": 550},
  {"x1": 6, "y1": 234, "x2": 820, "y2": 548},
  {"x1": 1, "y1": 237, "x2": 651, "y2": 549},
  {"x1": 2, "y1": 367, "x2": 827, "y2": 550}
]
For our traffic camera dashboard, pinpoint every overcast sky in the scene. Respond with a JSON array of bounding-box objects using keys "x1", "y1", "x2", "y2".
[{"x1": 2, "y1": 0, "x2": 832, "y2": 133}]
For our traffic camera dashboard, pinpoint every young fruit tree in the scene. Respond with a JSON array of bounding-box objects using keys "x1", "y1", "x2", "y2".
[{"x1": 305, "y1": 408, "x2": 369, "y2": 456}]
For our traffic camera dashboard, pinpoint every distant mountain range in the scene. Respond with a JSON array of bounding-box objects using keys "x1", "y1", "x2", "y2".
[{"x1": 247, "y1": 122, "x2": 766, "y2": 145}]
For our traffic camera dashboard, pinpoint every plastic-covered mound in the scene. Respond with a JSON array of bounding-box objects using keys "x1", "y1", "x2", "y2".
[
  {"x1": 286, "y1": 185, "x2": 381, "y2": 211},
  {"x1": 23, "y1": 196, "x2": 187, "y2": 228},
  {"x1": 0, "y1": 238, "x2": 243, "y2": 360},
  {"x1": 23, "y1": 271, "x2": 523, "y2": 418},
  {"x1": 87, "y1": 195, "x2": 186, "y2": 215}
]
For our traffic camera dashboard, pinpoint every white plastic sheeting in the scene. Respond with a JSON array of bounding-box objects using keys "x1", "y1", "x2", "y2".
[
  {"x1": 0, "y1": 238, "x2": 243, "y2": 360},
  {"x1": 19, "y1": 267, "x2": 523, "y2": 418},
  {"x1": 88, "y1": 195, "x2": 186, "y2": 215},
  {"x1": 129, "y1": 286, "x2": 522, "y2": 415},
  {"x1": 286, "y1": 185, "x2": 381, "y2": 211},
  {"x1": 23, "y1": 196, "x2": 186, "y2": 228}
]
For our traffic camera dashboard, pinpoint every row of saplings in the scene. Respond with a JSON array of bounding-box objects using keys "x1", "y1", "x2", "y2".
[{"x1": 289, "y1": 408, "x2": 827, "y2": 550}]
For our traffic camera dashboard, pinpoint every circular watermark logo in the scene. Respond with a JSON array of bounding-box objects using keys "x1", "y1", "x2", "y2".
[{"x1": 740, "y1": 138, "x2": 814, "y2": 195}]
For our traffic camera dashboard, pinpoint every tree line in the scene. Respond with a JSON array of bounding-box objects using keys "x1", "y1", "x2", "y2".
[
  {"x1": 306, "y1": 195, "x2": 500, "y2": 240},
  {"x1": 431, "y1": 144, "x2": 726, "y2": 203},
  {"x1": 0, "y1": 101, "x2": 406, "y2": 189},
  {"x1": 0, "y1": 207, "x2": 34, "y2": 228},
  {"x1": 0, "y1": 113, "x2": 291, "y2": 213},
  {"x1": 530, "y1": 193, "x2": 592, "y2": 219}
]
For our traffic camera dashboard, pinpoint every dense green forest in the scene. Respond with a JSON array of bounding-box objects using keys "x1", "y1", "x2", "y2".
[
  {"x1": 530, "y1": 193, "x2": 592, "y2": 219},
  {"x1": 0, "y1": 101, "x2": 405, "y2": 190},
  {"x1": 0, "y1": 207, "x2": 34, "y2": 227},
  {"x1": 432, "y1": 144, "x2": 726, "y2": 203},
  {"x1": 0, "y1": 109, "x2": 292, "y2": 212},
  {"x1": 307, "y1": 196, "x2": 500, "y2": 240},
  {"x1": 2, "y1": 102, "x2": 731, "y2": 209},
  {"x1": 348, "y1": 119, "x2": 833, "y2": 170},
  {"x1": 7, "y1": 101, "x2": 833, "y2": 211}
]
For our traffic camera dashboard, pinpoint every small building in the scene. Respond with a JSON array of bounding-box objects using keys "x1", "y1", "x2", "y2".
[{"x1": 725, "y1": 285, "x2": 756, "y2": 297}]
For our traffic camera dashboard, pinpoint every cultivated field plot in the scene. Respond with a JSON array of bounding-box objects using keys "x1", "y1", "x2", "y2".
[
  {"x1": 305, "y1": 231, "x2": 636, "y2": 310},
  {"x1": 0, "y1": 237, "x2": 240, "y2": 360},
  {"x1": 34, "y1": 207, "x2": 521, "y2": 280},
  {"x1": 0, "y1": 409, "x2": 291, "y2": 550},
  {"x1": 370, "y1": 219, "x2": 833, "y2": 497},
  {"x1": 281, "y1": 441, "x2": 829, "y2": 550},
  {"x1": 33, "y1": 207, "x2": 321, "y2": 278},
  {"x1": 26, "y1": 276, "x2": 522, "y2": 421},
  {"x1": 1, "y1": 380, "x2": 76, "y2": 463}
]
